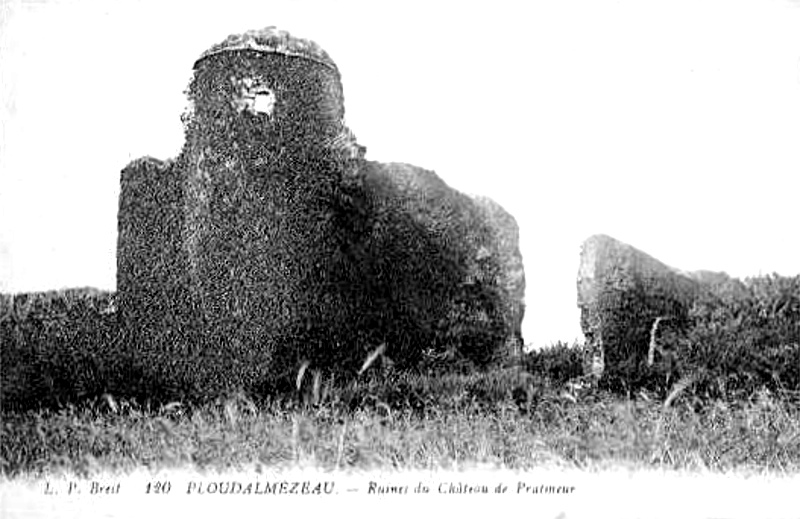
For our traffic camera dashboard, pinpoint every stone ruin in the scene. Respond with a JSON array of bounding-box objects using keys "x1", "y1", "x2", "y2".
[
  {"x1": 117, "y1": 27, "x2": 525, "y2": 399},
  {"x1": 577, "y1": 234, "x2": 743, "y2": 391}
]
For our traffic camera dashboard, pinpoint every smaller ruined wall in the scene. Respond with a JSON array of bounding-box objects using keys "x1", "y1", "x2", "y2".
[{"x1": 577, "y1": 234, "x2": 723, "y2": 390}]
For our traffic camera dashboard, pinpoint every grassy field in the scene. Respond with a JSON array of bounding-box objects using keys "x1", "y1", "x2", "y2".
[
  {"x1": 3, "y1": 369, "x2": 800, "y2": 477},
  {"x1": 2, "y1": 287, "x2": 800, "y2": 478}
]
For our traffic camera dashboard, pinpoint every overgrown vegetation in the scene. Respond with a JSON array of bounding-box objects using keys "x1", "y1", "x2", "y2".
[
  {"x1": 646, "y1": 273, "x2": 800, "y2": 400},
  {"x1": 2, "y1": 281, "x2": 800, "y2": 477},
  {"x1": 0, "y1": 289, "x2": 126, "y2": 410}
]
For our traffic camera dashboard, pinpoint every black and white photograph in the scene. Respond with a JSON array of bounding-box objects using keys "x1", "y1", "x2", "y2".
[{"x1": 1, "y1": 1, "x2": 799, "y2": 517}]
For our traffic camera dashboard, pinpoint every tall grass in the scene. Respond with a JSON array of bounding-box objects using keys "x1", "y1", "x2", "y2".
[{"x1": 3, "y1": 373, "x2": 799, "y2": 477}]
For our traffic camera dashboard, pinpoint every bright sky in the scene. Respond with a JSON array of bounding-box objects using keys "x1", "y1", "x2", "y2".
[{"x1": 2, "y1": 0, "x2": 800, "y2": 348}]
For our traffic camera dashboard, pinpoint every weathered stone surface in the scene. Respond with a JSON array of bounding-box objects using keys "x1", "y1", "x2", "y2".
[
  {"x1": 471, "y1": 195, "x2": 526, "y2": 361},
  {"x1": 357, "y1": 163, "x2": 525, "y2": 368},
  {"x1": 577, "y1": 234, "x2": 738, "y2": 391},
  {"x1": 117, "y1": 27, "x2": 524, "y2": 399}
]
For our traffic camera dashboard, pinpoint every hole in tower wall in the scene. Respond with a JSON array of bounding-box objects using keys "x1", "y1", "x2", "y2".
[
  {"x1": 252, "y1": 91, "x2": 276, "y2": 115},
  {"x1": 231, "y1": 75, "x2": 277, "y2": 116}
]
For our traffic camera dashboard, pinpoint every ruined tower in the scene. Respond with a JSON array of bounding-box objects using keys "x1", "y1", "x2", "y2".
[{"x1": 117, "y1": 27, "x2": 525, "y2": 399}]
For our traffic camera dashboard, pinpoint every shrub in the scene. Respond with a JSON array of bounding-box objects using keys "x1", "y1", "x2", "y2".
[
  {"x1": 659, "y1": 273, "x2": 800, "y2": 401},
  {"x1": 522, "y1": 341, "x2": 585, "y2": 387},
  {"x1": 0, "y1": 289, "x2": 124, "y2": 411}
]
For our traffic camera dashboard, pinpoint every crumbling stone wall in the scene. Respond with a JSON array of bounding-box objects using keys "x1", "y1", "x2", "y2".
[
  {"x1": 577, "y1": 234, "x2": 739, "y2": 392},
  {"x1": 472, "y1": 195, "x2": 526, "y2": 362},
  {"x1": 357, "y1": 162, "x2": 525, "y2": 368}
]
